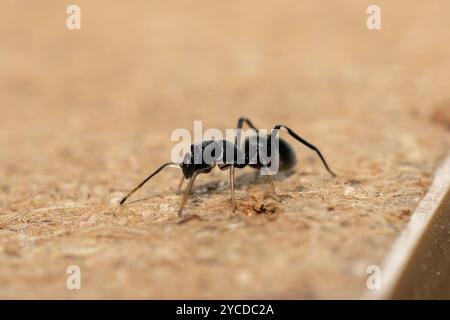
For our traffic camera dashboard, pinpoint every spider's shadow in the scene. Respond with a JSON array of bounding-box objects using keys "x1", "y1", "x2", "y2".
[
  {"x1": 126, "y1": 169, "x2": 296, "y2": 205},
  {"x1": 197, "y1": 169, "x2": 295, "y2": 193}
]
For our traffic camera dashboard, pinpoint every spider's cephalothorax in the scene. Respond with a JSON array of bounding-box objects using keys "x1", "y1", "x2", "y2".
[
  {"x1": 120, "y1": 117, "x2": 336, "y2": 216},
  {"x1": 180, "y1": 140, "x2": 247, "y2": 179}
]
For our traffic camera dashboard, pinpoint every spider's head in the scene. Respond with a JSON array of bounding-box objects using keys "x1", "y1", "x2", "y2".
[
  {"x1": 180, "y1": 151, "x2": 214, "y2": 179},
  {"x1": 181, "y1": 154, "x2": 195, "y2": 179}
]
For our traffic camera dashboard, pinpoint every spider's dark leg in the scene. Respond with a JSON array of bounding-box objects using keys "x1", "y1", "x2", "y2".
[
  {"x1": 178, "y1": 171, "x2": 200, "y2": 216},
  {"x1": 120, "y1": 162, "x2": 180, "y2": 205},
  {"x1": 262, "y1": 167, "x2": 281, "y2": 202},
  {"x1": 178, "y1": 166, "x2": 213, "y2": 216},
  {"x1": 271, "y1": 125, "x2": 336, "y2": 177},
  {"x1": 236, "y1": 117, "x2": 258, "y2": 131},
  {"x1": 229, "y1": 165, "x2": 236, "y2": 211}
]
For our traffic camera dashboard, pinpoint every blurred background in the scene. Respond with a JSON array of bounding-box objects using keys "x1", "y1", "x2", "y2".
[{"x1": 1, "y1": 1, "x2": 449, "y2": 178}]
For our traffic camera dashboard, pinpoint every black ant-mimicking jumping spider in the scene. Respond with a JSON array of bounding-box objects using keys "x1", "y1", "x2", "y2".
[{"x1": 119, "y1": 117, "x2": 336, "y2": 216}]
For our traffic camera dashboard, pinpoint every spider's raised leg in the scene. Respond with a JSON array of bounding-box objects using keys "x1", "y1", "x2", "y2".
[
  {"x1": 236, "y1": 117, "x2": 258, "y2": 131},
  {"x1": 235, "y1": 117, "x2": 259, "y2": 147},
  {"x1": 270, "y1": 125, "x2": 336, "y2": 177}
]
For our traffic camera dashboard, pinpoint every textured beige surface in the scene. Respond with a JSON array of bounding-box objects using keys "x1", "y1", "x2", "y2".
[
  {"x1": 1, "y1": 1, "x2": 450, "y2": 299},
  {"x1": 375, "y1": 155, "x2": 450, "y2": 299}
]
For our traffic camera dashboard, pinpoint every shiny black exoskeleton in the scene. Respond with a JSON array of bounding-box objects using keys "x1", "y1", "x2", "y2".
[{"x1": 120, "y1": 117, "x2": 336, "y2": 216}]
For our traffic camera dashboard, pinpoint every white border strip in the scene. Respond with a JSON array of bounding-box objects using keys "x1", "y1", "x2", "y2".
[{"x1": 367, "y1": 153, "x2": 450, "y2": 299}]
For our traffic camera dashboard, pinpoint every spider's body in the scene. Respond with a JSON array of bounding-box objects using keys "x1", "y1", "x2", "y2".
[
  {"x1": 119, "y1": 117, "x2": 335, "y2": 216},
  {"x1": 180, "y1": 139, "x2": 246, "y2": 179},
  {"x1": 181, "y1": 133, "x2": 298, "y2": 177}
]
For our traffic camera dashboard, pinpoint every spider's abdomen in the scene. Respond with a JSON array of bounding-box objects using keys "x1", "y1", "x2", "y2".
[
  {"x1": 243, "y1": 135, "x2": 297, "y2": 171},
  {"x1": 278, "y1": 137, "x2": 297, "y2": 171}
]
